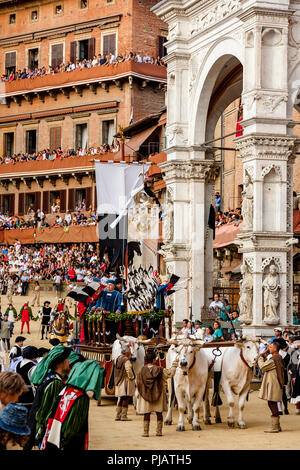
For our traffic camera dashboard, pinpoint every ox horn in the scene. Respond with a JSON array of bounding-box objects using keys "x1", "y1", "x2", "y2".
[
  {"x1": 192, "y1": 340, "x2": 204, "y2": 346},
  {"x1": 116, "y1": 333, "x2": 127, "y2": 342},
  {"x1": 167, "y1": 339, "x2": 179, "y2": 346},
  {"x1": 137, "y1": 338, "x2": 153, "y2": 344}
]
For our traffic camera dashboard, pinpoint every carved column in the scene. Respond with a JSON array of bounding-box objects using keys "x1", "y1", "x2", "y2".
[
  {"x1": 159, "y1": 159, "x2": 219, "y2": 323},
  {"x1": 236, "y1": 136, "x2": 296, "y2": 334}
]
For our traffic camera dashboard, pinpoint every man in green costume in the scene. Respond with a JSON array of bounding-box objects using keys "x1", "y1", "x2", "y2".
[
  {"x1": 24, "y1": 345, "x2": 71, "y2": 450},
  {"x1": 41, "y1": 360, "x2": 105, "y2": 450}
]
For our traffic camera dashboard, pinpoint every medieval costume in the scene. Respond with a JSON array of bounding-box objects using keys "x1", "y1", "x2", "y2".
[
  {"x1": 258, "y1": 351, "x2": 285, "y2": 433},
  {"x1": 19, "y1": 303, "x2": 33, "y2": 334},
  {"x1": 50, "y1": 313, "x2": 69, "y2": 344},
  {"x1": 16, "y1": 346, "x2": 38, "y2": 415},
  {"x1": 55, "y1": 298, "x2": 70, "y2": 318},
  {"x1": 24, "y1": 345, "x2": 71, "y2": 450},
  {"x1": 147, "y1": 280, "x2": 170, "y2": 339},
  {"x1": 41, "y1": 360, "x2": 104, "y2": 451},
  {"x1": 290, "y1": 346, "x2": 300, "y2": 409},
  {"x1": 39, "y1": 301, "x2": 52, "y2": 340},
  {"x1": 136, "y1": 353, "x2": 177, "y2": 437},
  {"x1": 96, "y1": 281, "x2": 122, "y2": 343},
  {"x1": 114, "y1": 346, "x2": 135, "y2": 421}
]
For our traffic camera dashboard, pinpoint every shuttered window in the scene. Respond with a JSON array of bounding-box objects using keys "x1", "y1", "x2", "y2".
[
  {"x1": 86, "y1": 186, "x2": 92, "y2": 210},
  {"x1": 60, "y1": 189, "x2": 66, "y2": 212},
  {"x1": 102, "y1": 33, "x2": 116, "y2": 56},
  {"x1": 5, "y1": 51, "x2": 16, "y2": 74},
  {"x1": 49, "y1": 127, "x2": 61, "y2": 151},
  {"x1": 68, "y1": 188, "x2": 75, "y2": 211},
  {"x1": 88, "y1": 37, "x2": 95, "y2": 60},
  {"x1": 70, "y1": 41, "x2": 77, "y2": 63},
  {"x1": 158, "y1": 36, "x2": 167, "y2": 58},
  {"x1": 34, "y1": 191, "x2": 41, "y2": 212},
  {"x1": 18, "y1": 193, "x2": 25, "y2": 216},
  {"x1": 42, "y1": 191, "x2": 50, "y2": 213},
  {"x1": 5, "y1": 51, "x2": 16, "y2": 68},
  {"x1": 51, "y1": 43, "x2": 63, "y2": 68},
  {"x1": 9, "y1": 194, "x2": 15, "y2": 215}
]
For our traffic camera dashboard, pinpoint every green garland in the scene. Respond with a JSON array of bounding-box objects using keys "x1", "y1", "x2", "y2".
[{"x1": 85, "y1": 310, "x2": 172, "y2": 323}]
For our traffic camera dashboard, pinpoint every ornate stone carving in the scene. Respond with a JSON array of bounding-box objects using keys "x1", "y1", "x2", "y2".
[
  {"x1": 242, "y1": 92, "x2": 288, "y2": 113},
  {"x1": 190, "y1": 0, "x2": 240, "y2": 35},
  {"x1": 236, "y1": 135, "x2": 295, "y2": 161},
  {"x1": 244, "y1": 256, "x2": 254, "y2": 272},
  {"x1": 162, "y1": 200, "x2": 174, "y2": 242},
  {"x1": 238, "y1": 264, "x2": 253, "y2": 325},
  {"x1": 261, "y1": 164, "x2": 282, "y2": 180},
  {"x1": 241, "y1": 172, "x2": 253, "y2": 231},
  {"x1": 160, "y1": 160, "x2": 218, "y2": 183},
  {"x1": 166, "y1": 127, "x2": 188, "y2": 146},
  {"x1": 287, "y1": 164, "x2": 293, "y2": 232},
  {"x1": 262, "y1": 264, "x2": 280, "y2": 325},
  {"x1": 261, "y1": 257, "x2": 282, "y2": 273}
]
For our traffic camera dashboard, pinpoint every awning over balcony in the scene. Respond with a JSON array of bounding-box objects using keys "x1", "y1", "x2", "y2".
[
  {"x1": 122, "y1": 124, "x2": 159, "y2": 157},
  {"x1": 213, "y1": 210, "x2": 300, "y2": 248}
]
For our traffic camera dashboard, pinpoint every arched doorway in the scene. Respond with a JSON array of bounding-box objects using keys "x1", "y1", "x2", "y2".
[{"x1": 153, "y1": 1, "x2": 299, "y2": 335}]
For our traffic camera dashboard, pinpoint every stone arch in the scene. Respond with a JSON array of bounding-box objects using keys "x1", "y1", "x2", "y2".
[{"x1": 190, "y1": 37, "x2": 243, "y2": 146}]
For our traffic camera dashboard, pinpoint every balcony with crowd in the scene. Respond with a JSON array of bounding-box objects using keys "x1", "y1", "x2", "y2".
[{"x1": 1, "y1": 51, "x2": 166, "y2": 83}]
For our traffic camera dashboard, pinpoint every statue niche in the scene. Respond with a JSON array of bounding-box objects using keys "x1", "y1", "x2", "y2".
[
  {"x1": 262, "y1": 264, "x2": 280, "y2": 325},
  {"x1": 238, "y1": 263, "x2": 253, "y2": 325},
  {"x1": 241, "y1": 172, "x2": 253, "y2": 231}
]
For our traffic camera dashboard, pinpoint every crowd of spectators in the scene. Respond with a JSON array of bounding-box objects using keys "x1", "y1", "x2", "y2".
[
  {"x1": 1, "y1": 52, "x2": 166, "y2": 82},
  {"x1": 215, "y1": 208, "x2": 242, "y2": 227},
  {"x1": 214, "y1": 192, "x2": 242, "y2": 227},
  {"x1": 0, "y1": 242, "x2": 108, "y2": 291},
  {"x1": 0, "y1": 143, "x2": 119, "y2": 165},
  {"x1": 0, "y1": 201, "x2": 97, "y2": 231}
]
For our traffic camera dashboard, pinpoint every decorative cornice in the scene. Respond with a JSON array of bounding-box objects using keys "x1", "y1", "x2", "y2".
[
  {"x1": 236, "y1": 135, "x2": 296, "y2": 161},
  {"x1": 159, "y1": 159, "x2": 218, "y2": 183}
]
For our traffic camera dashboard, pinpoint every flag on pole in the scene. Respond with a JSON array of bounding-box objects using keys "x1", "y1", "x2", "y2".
[
  {"x1": 208, "y1": 204, "x2": 216, "y2": 240},
  {"x1": 95, "y1": 162, "x2": 151, "y2": 229}
]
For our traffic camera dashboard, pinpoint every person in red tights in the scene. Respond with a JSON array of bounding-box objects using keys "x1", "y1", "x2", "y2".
[{"x1": 18, "y1": 303, "x2": 33, "y2": 334}]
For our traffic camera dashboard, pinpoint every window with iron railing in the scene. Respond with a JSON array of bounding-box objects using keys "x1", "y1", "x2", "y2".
[{"x1": 139, "y1": 142, "x2": 163, "y2": 157}]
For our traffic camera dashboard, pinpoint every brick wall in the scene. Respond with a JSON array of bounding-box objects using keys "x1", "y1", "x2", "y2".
[{"x1": 0, "y1": 0, "x2": 167, "y2": 72}]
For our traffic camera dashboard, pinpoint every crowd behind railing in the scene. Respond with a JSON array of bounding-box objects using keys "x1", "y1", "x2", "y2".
[
  {"x1": 215, "y1": 208, "x2": 242, "y2": 227},
  {"x1": 215, "y1": 192, "x2": 242, "y2": 227},
  {"x1": 0, "y1": 143, "x2": 120, "y2": 165},
  {"x1": 0, "y1": 200, "x2": 97, "y2": 231},
  {"x1": 1, "y1": 51, "x2": 166, "y2": 82}
]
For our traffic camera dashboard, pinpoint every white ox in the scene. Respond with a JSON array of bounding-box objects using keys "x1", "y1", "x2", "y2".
[
  {"x1": 203, "y1": 336, "x2": 262, "y2": 428},
  {"x1": 112, "y1": 334, "x2": 146, "y2": 377},
  {"x1": 164, "y1": 337, "x2": 209, "y2": 431},
  {"x1": 112, "y1": 334, "x2": 152, "y2": 407}
]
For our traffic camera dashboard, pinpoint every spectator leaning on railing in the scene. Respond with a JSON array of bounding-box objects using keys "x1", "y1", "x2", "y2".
[
  {"x1": 1, "y1": 51, "x2": 166, "y2": 83},
  {"x1": 0, "y1": 142, "x2": 120, "y2": 166}
]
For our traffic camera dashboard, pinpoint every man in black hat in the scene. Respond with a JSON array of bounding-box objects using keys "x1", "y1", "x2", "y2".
[
  {"x1": 38, "y1": 301, "x2": 52, "y2": 340},
  {"x1": 194, "y1": 320, "x2": 204, "y2": 340},
  {"x1": 16, "y1": 346, "x2": 38, "y2": 415},
  {"x1": 9, "y1": 336, "x2": 26, "y2": 360},
  {"x1": 96, "y1": 280, "x2": 122, "y2": 343}
]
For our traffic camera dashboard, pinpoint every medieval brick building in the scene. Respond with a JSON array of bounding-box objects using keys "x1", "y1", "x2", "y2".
[{"x1": 0, "y1": 0, "x2": 167, "y2": 216}]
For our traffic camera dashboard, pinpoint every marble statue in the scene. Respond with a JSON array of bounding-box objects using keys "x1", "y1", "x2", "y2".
[
  {"x1": 241, "y1": 173, "x2": 253, "y2": 230},
  {"x1": 238, "y1": 264, "x2": 253, "y2": 325},
  {"x1": 262, "y1": 264, "x2": 280, "y2": 324}
]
